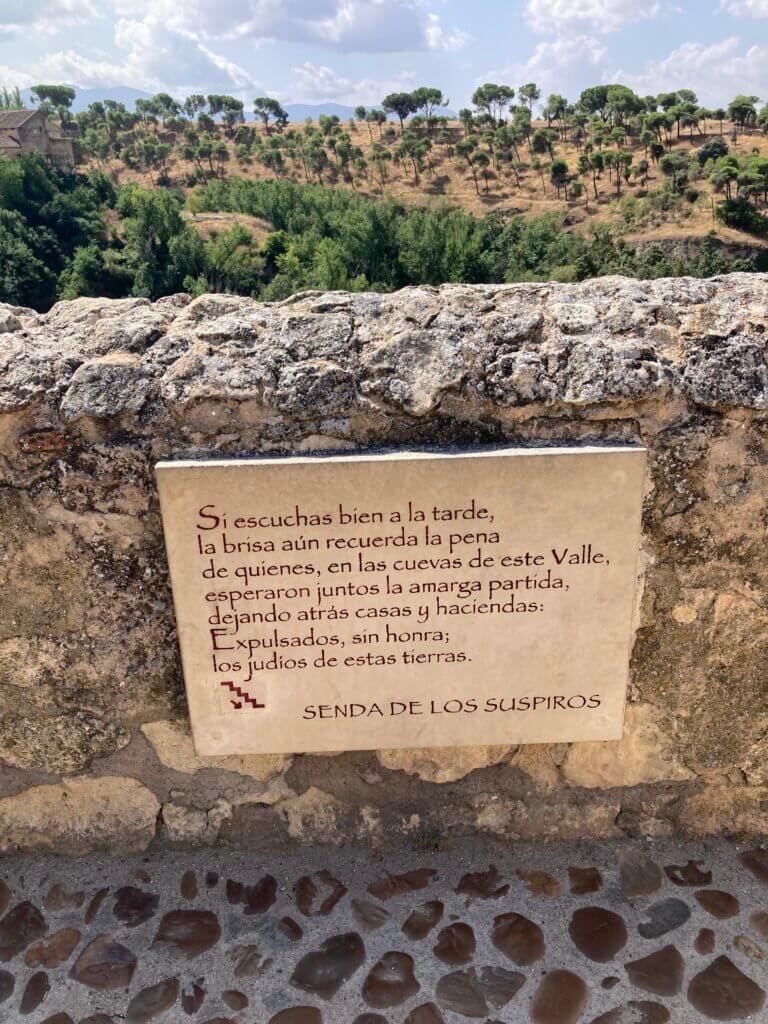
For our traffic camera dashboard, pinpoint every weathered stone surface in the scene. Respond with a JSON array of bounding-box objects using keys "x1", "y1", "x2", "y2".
[
  {"x1": 476, "y1": 797, "x2": 622, "y2": 840},
  {"x1": 675, "y1": 787, "x2": 768, "y2": 836},
  {"x1": 279, "y1": 789, "x2": 344, "y2": 844},
  {"x1": 376, "y1": 746, "x2": 512, "y2": 784},
  {"x1": 142, "y1": 720, "x2": 290, "y2": 781},
  {"x1": 0, "y1": 707, "x2": 129, "y2": 775},
  {"x1": 0, "y1": 778, "x2": 159, "y2": 855},
  {"x1": 563, "y1": 705, "x2": 694, "y2": 789},
  {"x1": 161, "y1": 800, "x2": 232, "y2": 845},
  {"x1": 3, "y1": 277, "x2": 768, "y2": 846}
]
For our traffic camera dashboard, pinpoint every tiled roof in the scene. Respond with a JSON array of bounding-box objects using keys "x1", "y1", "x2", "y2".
[{"x1": 0, "y1": 109, "x2": 39, "y2": 130}]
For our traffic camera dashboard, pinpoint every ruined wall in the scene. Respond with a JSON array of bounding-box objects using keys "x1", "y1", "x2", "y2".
[{"x1": 1, "y1": 275, "x2": 767, "y2": 855}]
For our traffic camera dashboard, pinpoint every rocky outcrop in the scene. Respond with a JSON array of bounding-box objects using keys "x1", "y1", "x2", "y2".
[{"x1": 2, "y1": 275, "x2": 768, "y2": 852}]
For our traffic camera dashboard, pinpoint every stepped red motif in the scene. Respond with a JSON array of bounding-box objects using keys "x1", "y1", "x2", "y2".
[{"x1": 220, "y1": 680, "x2": 265, "y2": 710}]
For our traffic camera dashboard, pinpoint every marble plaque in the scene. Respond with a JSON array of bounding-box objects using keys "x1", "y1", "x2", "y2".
[{"x1": 156, "y1": 448, "x2": 646, "y2": 756}]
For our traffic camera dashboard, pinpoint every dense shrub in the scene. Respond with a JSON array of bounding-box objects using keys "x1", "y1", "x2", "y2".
[{"x1": 1, "y1": 156, "x2": 764, "y2": 311}]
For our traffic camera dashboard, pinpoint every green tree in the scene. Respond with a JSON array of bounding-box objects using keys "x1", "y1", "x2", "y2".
[
  {"x1": 728, "y1": 95, "x2": 759, "y2": 129},
  {"x1": 254, "y1": 97, "x2": 289, "y2": 133},
  {"x1": 569, "y1": 180, "x2": 586, "y2": 207},
  {"x1": 455, "y1": 136, "x2": 481, "y2": 194},
  {"x1": 117, "y1": 185, "x2": 205, "y2": 298},
  {"x1": 0, "y1": 86, "x2": 23, "y2": 111},
  {"x1": 471, "y1": 83, "x2": 514, "y2": 127},
  {"x1": 659, "y1": 151, "x2": 690, "y2": 194},
  {"x1": 474, "y1": 150, "x2": 492, "y2": 192},
  {"x1": 518, "y1": 83, "x2": 540, "y2": 113},
  {"x1": 605, "y1": 85, "x2": 643, "y2": 126},
  {"x1": 186, "y1": 224, "x2": 263, "y2": 296},
  {"x1": 411, "y1": 87, "x2": 448, "y2": 117},
  {"x1": 382, "y1": 92, "x2": 417, "y2": 131},
  {"x1": 550, "y1": 158, "x2": 569, "y2": 198},
  {"x1": 531, "y1": 128, "x2": 556, "y2": 160},
  {"x1": 184, "y1": 94, "x2": 207, "y2": 118},
  {"x1": 578, "y1": 86, "x2": 609, "y2": 120},
  {"x1": 31, "y1": 83, "x2": 76, "y2": 123},
  {"x1": 544, "y1": 93, "x2": 569, "y2": 136}
]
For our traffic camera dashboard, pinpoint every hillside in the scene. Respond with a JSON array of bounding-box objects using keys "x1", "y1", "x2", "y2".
[
  {"x1": 83, "y1": 115, "x2": 768, "y2": 255},
  {"x1": 5, "y1": 84, "x2": 768, "y2": 313}
]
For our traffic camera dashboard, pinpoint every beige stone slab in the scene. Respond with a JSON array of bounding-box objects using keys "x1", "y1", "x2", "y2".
[{"x1": 156, "y1": 448, "x2": 646, "y2": 756}]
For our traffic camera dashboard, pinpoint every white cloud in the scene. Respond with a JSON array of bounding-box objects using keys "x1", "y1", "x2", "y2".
[
  {"x1": 0, "y1": 0, "x2": 97, "y2": 37},
  {"x1": 526, "y1": 0, "x2": 666, "y2": 35},
  {"x1": 424, "y1": 14, "x2": 471, "y2": 54},
  {"x1": 2, "y1": 14, "x2": 256, "y2": 94},
  {"x1": 0, "y1": 0, "x2": 466, "y2": 98},
  {"x1": 137, "y1": 0, "x2": 467, "y2": 54},
  {"x1": 0, "y1": 64, "x2": 33, "y2": 88},
  {"x1": 484, "y1": 35, "x2": 607, "y2": 108},
  {"x1": 113, "y1": 17, "x2": 255, "y2": 91},
  {"x1": 288, "y1": 61, "x2": 416, "y2": 103},
  {"x1": 721, "y1": 1, "x2": 768, "y2": 15},
  {"x1": 615, "y1": 36, "x2": 768, "y2": 107}
]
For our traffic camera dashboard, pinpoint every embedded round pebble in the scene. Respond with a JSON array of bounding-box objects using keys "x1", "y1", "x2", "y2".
[
  {"x1": 351, "y1": 899, "x2": 390, "y2": 931},
  {"x1": 268, "y1": 1010, "x2": 322, "y2": 1024},
  {"x1": 403, "y1": 901, "x2": 444, "y2": 940},
  {"x1": 125, "y1": 977, "x2": 179, "y2": 1023},
  {"x1": 0, "y1": 969, "x2": 14, "y2": 1005},
  {"x1": 569, "y1": 907, "x2": 628, "y2": 962},
  {"x1": 694, "y1": 890, "x2": 740, "y2": 920},
  {"x1": 568, "y1": 867, "x2": 602, "y2": 894},
  {"x1": 491, "y1": 912, "x2": 545, "y2": 965},
  {"x1": 618, "y1": 848, "x2": 663, "y2": 898},
  {"x1": 0, "y1": 902, "x2": 47, "y2": 961},
  {"x1": 362, "y1": 951, "x2": 419, "y2": 1008},
  {"x1": 695, "y1": 928, "x2": 716, "y2": 955},
  {"x1": 739, "y1": 849, "x2": 768, "y2": 885},
  {"x1": 70, "y1": 935, "x2": 137, "y2": 990},
  {"x1": 152, "y1": 911, "x2": 221, "y2": 958},
  {"x1": 687, "y1": 955, "x2": 766, "y2": 1020},
  {"x1": 664, "y1": 861, "x2": 712, "y2": 886},
  {"x1": 113, "y1": 888, "x2": 159, "y2": 927},
  {"x1": 404, "y1": 1004, "x2": 446, "y2": 1024},
  {"x1": 435, "y1": 968, "x2": 489, "y2": 1017},
  {"x1": 433, "y1": 922, "x2": 475, "y2": 965},
  {"x1": 291, "y1": 932, "x2": 365, "y2": 1000},
  {"x1": 637, "y1": 899, "x2": 690, "y2": 939},
  {"x1": 20, "y1": 970, "x2": 50, "y2": 1015},
  {"x1": 624, "y1": 946, "x2": 684, "y2": 996},
  {"x1": 530, "y1": 970, "x2": 587, "y2": 1024},
  {"x1": 516, "y1": 869, "x2": 561, "y2": 897},
  {"x1": 455, "y1": 866, "x2": 509, "y2": 900},
  {"x1": 590, "y1": 1001, "x2": 670, "y2": 1024}
]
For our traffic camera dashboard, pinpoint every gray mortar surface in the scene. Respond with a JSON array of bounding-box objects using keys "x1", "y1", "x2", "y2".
[{"x1": 1, "y1": 836, "x2": 767, "y2": 1022}]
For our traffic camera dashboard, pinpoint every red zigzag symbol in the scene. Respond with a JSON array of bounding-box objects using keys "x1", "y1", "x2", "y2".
[{"x1": 219, "y1": 680, "x2": 265, "y2": 710}]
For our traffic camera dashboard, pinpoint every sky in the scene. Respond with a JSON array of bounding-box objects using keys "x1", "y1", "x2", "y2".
[{"x1": 1, "y1": 0, "x2": 768, "y2": 111}]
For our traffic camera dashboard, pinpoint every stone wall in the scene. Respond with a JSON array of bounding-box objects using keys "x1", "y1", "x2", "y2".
[{"x1": 1, "y1": 275, "x2": 767, "y2": 855}]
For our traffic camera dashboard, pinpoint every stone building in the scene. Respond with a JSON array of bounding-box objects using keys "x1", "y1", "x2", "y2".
[{"x1": 0, "y1": 108, "x2": 75, "y2": 172}]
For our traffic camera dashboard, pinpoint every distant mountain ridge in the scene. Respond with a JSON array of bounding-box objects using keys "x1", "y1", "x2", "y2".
[
  {"x1": 18, "y1": 87, "x2": 456, "y2": 121},
  {"x1": 283, "y1": 102, "x2": 457, "y2": 122},
  {"x1": 20, "y1": 86, "x2": 152, "y2": 112}
]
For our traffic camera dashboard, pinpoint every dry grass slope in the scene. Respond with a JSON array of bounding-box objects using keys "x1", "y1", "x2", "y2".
[{"x1": 93, "y1": 117, "x2": 768, "y2": 252}]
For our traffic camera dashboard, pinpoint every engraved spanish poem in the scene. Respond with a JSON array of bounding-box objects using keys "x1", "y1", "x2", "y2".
[{"x1": 156, "y1": 448, "x2": 646, "y2": 755}]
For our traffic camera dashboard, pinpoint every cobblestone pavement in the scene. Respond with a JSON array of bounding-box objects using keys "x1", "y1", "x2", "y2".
[{"x1": 0, "y1": 837, "x2": 766, "y2": 1023}]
